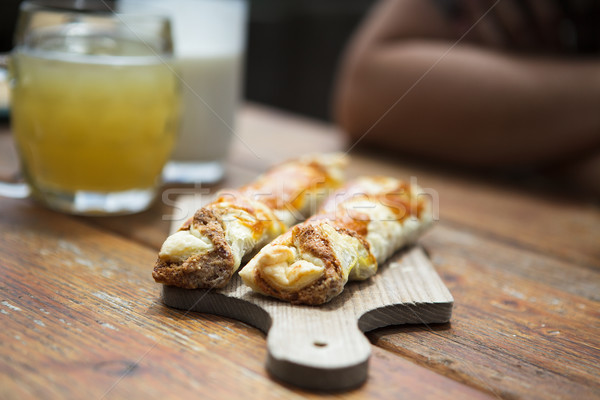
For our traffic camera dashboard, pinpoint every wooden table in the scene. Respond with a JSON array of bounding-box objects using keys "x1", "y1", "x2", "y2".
[{"x1": 1, "y1": 104, "x2": 598, "y2": 399}]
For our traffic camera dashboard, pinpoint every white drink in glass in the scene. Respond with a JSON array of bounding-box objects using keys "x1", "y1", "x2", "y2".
[
  {"x1": 165, "y1": 53, "x2": 242, "y2": 181},
  {"x1": 122, "y1": 0, "x2": 247, "y2": 183}
]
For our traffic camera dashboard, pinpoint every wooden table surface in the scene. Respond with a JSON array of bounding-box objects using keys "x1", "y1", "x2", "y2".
[{"x1": 1, "y1": 103, "x2": 598, "y2": 400}]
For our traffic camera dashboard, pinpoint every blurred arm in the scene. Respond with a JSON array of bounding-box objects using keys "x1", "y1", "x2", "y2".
[{"x1": 334, "y1": 0, "x2": 600, "y2": 168}]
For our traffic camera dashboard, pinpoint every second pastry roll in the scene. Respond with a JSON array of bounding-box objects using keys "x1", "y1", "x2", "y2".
[{"x1": 239, "y1": 176, "x2": 433, "y2": 305}]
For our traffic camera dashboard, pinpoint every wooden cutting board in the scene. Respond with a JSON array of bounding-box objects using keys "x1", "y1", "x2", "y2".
[{"x1": 161, "y1": 196, "x2": 454, "y2": 391}]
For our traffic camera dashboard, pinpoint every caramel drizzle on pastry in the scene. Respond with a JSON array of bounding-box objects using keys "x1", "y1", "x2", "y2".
[
  {"x1": 239, "y1": 176, "x2": 431, "y2": 304},
  {"x1": 321, "y1": 178, "x2": 425, "y2": 223},
  {"x1": 241, "y1": 160, "x2": 338, "y2": 213},
  {"x1": 152, "y1": 154, "x2": 347, "y2": 289}
]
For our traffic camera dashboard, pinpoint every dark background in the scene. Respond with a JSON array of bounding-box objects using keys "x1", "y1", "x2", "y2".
[{"x1": 0, "y1": 0, "x2": 375, "y2": 121}]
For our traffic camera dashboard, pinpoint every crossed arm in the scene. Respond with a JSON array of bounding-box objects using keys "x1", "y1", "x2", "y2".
[{"x1": 334, "y1": 0, "x2": 600, "y2": 179}]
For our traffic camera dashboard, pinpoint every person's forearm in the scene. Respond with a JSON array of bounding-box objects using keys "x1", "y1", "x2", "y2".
[{"x1": 335, "y1": 40, "x2": 600, "y2": 167}]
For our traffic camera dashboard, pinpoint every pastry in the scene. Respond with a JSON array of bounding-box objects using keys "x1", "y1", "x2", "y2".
[
  {"x1": 153, "y1": 153, "x2": 347, "y2": 289},
  {"x1": 239, "y1": 176, "x2": 433, "y2": 305}
]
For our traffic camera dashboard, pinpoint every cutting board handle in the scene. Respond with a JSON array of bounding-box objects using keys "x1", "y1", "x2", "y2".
[
  {"x1": 161, "y1": 243, "x2": 453, "y2": 391},
  {"x1": 266, "y1": 307, "x2": 371, "y2": 391}
]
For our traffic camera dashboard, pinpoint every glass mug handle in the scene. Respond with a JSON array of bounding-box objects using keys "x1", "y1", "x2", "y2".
[{"x1": 0, "y1": 53, "x2": 31, "y2": 199}]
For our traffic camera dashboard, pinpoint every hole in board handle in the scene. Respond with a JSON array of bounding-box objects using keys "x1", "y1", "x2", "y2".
[{"x1": 313, "y1": 341, "x2": 327, "y2": 347}]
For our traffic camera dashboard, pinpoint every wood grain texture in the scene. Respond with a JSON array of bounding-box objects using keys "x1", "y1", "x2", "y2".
[
  {"x1": 162, "y1": 246, "x2": 453, "y2": 390},
  {"x1": 229, "y1": 104, "x2": 348, "y2": 171},
  {"x1": 4, "y1": 105, "x2": 600, "y2": 269},
  {"x1": 2, "y1": 104, "x2": 599, "y2": 399},
  {"x1": 162, "y1": 195, "x2": 452, "y2": 390},
  {"x1": 368, "y1": 225, "x2": 600, "y2": 400},
  {"x1": 0, "y1": 197, "x2": 489, "y2": 399}
]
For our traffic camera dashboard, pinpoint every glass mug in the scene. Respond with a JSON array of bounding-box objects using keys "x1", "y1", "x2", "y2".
[{"x1": 2, "y1": 0, "x2": 180, "y2": 215}]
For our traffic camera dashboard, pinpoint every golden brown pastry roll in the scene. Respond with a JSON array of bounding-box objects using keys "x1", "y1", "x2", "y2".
[
  {"x1": 153, "y1": 154, "x2": 347, "y2": 289},
  {"x1": 239, "y1": 176, "x2": 433, "y2": 305}
]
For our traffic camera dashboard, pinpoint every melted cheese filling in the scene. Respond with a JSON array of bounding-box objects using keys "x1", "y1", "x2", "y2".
[
  {"x1": 263, "y1": 259, "x2": 325, "y2": 291},
  {"x1": 216, "y1": 200, "x2": 285, "y2": 270},
  {"x1": 240, "y1": 243, "x2": 326, "y2": 293},
  {"x1": 158, "y1": 228, "x2": 214, "y2": 262},
  {"x1": 217, "y1": 206, "x2": 262, "y2": 270},
  {"x1": 341, "y1": 192, "x2": 432, "y2": 265},
  {"x1": 272, "y1": 208, "x2": 299, "y2": 229},
  {"x1": 160, "y1": 194, "x2": 289, "y2": 270},
  {"x1": 297, "y1": 153, "x2": 347, "y2": 187},
  {"x1": 318, "y1": 223, "x2": 375, "y2": 282},
  {"x1": 353, "y1": 176, "x2": 399, "y2": 195},
  {"x1": 345, "y1": 200, "x2": 404, "y2": 262},
  {"x1": 240, "y1": 221, "x2": 377, "y2": 294}
]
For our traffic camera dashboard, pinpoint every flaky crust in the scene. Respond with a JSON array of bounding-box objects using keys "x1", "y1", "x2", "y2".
[
  {"x1": 153, "y1": 208, "x2": 235, "y2": 289},
  {"x1": 247, "y1": 223, "x2": 373, "y2": 305},
  {"x1": 250, "y1": 225, "x2": 341, "y2": 305},
  {"x1": 239, "y1": 176, "x2": 433, "y2": 304},
  {"x1": 153, "y1": 153, "x2": 347, "y2": 289},
  {"x1": 240, "y1": 154, "x2": 346, "y2": 216}
]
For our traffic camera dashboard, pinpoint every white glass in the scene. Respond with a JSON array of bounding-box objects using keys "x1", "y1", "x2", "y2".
[{"x1": 123, "y1": 0, "x2": 248, "y2": 184}]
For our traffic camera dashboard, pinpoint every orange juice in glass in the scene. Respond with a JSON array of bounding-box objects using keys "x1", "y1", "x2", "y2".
[{"x1": 9, "y1": 1, "x2": 179, "y2": 214}]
